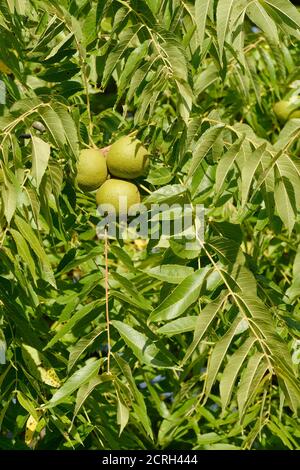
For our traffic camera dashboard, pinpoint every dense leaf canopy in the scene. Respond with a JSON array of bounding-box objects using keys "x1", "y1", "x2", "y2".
[{"x1": 0, "y1": 0, "x2": 300, "y2": 450}]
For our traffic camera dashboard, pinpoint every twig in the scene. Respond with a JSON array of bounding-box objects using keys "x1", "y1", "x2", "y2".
[{"x1": 104, "y1": 226, "x2": 111, "y2": 374}]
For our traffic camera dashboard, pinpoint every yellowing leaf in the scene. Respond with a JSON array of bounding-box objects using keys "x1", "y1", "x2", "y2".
[
  {"x1": 25, "y1": 414, "x2": 39, "y2": 448},
  {"x1": 21, "y1": 344, "x2": 60, "y2": 388},
  {"x1": 39, "y1": 367, "x2": 61, "y2": 388}
]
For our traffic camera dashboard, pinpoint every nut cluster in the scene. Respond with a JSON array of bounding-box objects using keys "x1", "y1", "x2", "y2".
[{"x1": 76, "y1": 135, "x2": 150, "y2": 215}]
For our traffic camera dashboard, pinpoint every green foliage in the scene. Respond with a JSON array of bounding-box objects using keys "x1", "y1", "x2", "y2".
[{"x1": 0, "y1": 0, "x2": 300, "y2": 450}]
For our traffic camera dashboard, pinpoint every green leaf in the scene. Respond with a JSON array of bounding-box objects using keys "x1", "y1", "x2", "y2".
[
  {"x1": 204, "y1": 316, "x2": 246, "y2": 398},
  {"x1": 10, "y1": 229, "x2": 37, "y2": 281},
  {"x1": 232, "y1": 292, "x2": 300, "y2": 411},
  {"x1": 56, "y1": 246, "x2": 103, "y2": 275},
  {"x1": 16, "y1": 391, "x2": 39, "y2": 421},
  {"x1": 195, "y1": 0, "x2": 212, "y2": 50},
  {"x1": 31, "y1": 136, "x2": 50, "y2": 188},
  {"x1": 45, "y1": 358, "x2": 101, "y2": 408},
  {"x1": 134, "y1": 75, "x2": 163, "y2": 124},
  {"x1": 0, "y1": 282, "x2": 42, "y2": 348},
  {"x1": 215, "y1": 136, "x2": 245, "y2": 194},
  {"x1": 127, "y1": 62, "x2": 153, "y2": 101},
  {"x1": 278, "y1": 375, "x2": 300, "y2": 414},
  {"x1": 113, "y1": 353, "x2": 153, "y2": 439},
  {"x1": 208, "y1": 237, "x2": 245, "y2": 266},
  {"x1": 264, "y1": 0, "x2": 300, "y2": 29},
  {"x1": 117, "y1": 393, "x2": 130, "y2": 435},
  {"x1": 275, "y1": 155, "x2": 300, "y2": 204},
  {"x1": 274, "y1": 175, "x2": 296, "y2": 234},
  {"x1": 194, "y1": 63, "x2": 220, "y2": 96},
  {"x1": 102, "y1": 30, "x2": 138, "y2": 87},
  {"x1": 82, "y1": 7, "x2": 97, "y2": 46},
  {"x1": 111, "y1": 290, "x2": 152, "y2": 312},
  {"x1": 149, "y1": 269, "x2": 205, "y2": 323},
  {"x1": 216, "y1": 0, "x2": 235, "y2": 60},
  {"x1": 157, "y1": 397, "x2": 198, "y2": 446},
  {"x1": 14, "y1": 215, "x2": 56, "y2": 288},
  {"x1": 44, "y1": 32, "x2": 74, "y2": 61},
  {"x1": 24, "y1": 187, "x2": 40, "y2": 222},
  {"x1": 237, "y1": 352, "x2": 269, "y2": 416},
  {"x1": 2, "y1": 179, "x2": 17, "y2": 224},
  {"x1": 32, "y1": 16, "x2": 65, "y2": 52},
  {"x1": 274, "y1": 119, "x2": 300, "y2": 151},
  {"x1": 157, "y1": 316, "x2": 198, "y2": 336},
  {"x1": 143, "y1": 265, "x2": 194, "y2": 284},
  {"x1": 110, "y1": 271, "x2": 152, "y2": 311},
  {"x1": 112, "y1": 321, "x2": 175, "y2": 368},
  {"x1": 246, "y1": 2, "x2": 279, "y2": 44},
  {"x1": 176, "y1": 80, "x2": 193, "y2": 123},
  {"x1": 48, "y1": 162, "x2": 64, "y2": 199},
  {"x1": 44, "y1": 299, "x2": 105, "y2": 350},
  {"x1": 266, "y1": 419, "x2": 294, "y2": 450},
  {"x1": 39, "y1": 106, "x2": 67, "y2": 148},
  {"x1": 144, "y1": 184, "x2": 187, "y2": 204},
  {"x1": 241, "y1": 143, "x2": 266, "y2": 206},
  {"x1": 17, "y1": 390, "x2": 39, "y2": 421},
  {"x1": 53, "y1": 104, "x2": 79, "y2": 159},
  {"x1": 146, "y1": 167, "x2": 173, "y2": 186},
  {"x1": 186, "y1": 125, "x2": 225, "y2": 181},
  {"x1": 68, "y1": 325, "x2": 105, "y2": 372},
  {"x1": 286, "y1": 246, "x2": 300, "y2": 302},
  {"x1": 118, "y1": 41, "x2": 149, "y2": 101},
  {"x1": 234, "y1": 294, "x2": 296, "y2": 374},
  {"x1": 73, "y1": 374, "x2": 112, "y2": 421},
  {"x1": 182, "y1": 295, "x2": 226, "y2": 364},
  {"x1": 220, "y1": 336, "x2": 256, "y2": 411},
  {"x1": 162, "y1": 40, "x2": 189, "y2": 82},
  {"x1": 9, "y1": 97, "x2": 42, "y2": 116},
  {"x1": 110, "y1": 245, "x2": 134, "y2": 269},
  {"x1": 169, "y1": 237, "x2": 202, "y2": 260}
]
